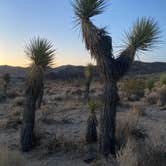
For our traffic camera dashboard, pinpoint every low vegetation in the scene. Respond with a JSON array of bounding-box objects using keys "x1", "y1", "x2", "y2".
[{"x1": 0, "y1": 146, "x2": 25, "y2": 166}]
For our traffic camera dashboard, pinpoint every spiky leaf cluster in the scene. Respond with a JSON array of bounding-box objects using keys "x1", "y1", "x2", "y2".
[
  {"x1": 25, "y1": 37, "x2": 55, "y2": 69},
  {"x1": 72, "y1": 0, "x2": 106, "y2": 20},
  {"x1": 125, "y1": 18, "x2": 160, "y2": 51}
]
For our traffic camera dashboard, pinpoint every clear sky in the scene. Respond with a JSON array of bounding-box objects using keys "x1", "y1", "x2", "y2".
[{"x1": 0, "y1": 0, "x2": 166, "y2": 67}]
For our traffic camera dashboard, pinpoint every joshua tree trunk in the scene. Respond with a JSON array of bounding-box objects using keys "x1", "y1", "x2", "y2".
[
  {"x1": 72, "y1": 0, "x2": 159, "y2": 157},
  {"x1": 36, "y1": 83, "x2": 44, "y2": 109},
  {"x1": 100, "y1": 81, "x2": 118, "y2": 156},
  {"x1": 21, "y1": 87, "x2": 36, "y2": 152}
]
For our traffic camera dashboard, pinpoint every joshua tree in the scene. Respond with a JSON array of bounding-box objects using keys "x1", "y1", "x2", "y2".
[
  {"x1": 86, "y1": 101, "x2": 98, "y2": 143},
  {"x1": 21, "y1": 37, "x2": 55, "y2": 152},
  {"x1": 3, "y1": 73, "x2": 10, "y2": 97},
  {"x1": 72, "y1": 0, "x2": 160, "y2": 156},
  {"x1": 84, "y1": 63, "x2": 94, "y2": 100}
]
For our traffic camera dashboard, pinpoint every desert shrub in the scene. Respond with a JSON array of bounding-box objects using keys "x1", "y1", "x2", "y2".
[
  {"x1": 132, "y1": 104, "x2": 146, "y2": 116},
  {"x1": 139, "y1": 140, "x2": 166, "y2": 166},
  {"x1": 39, "y1": 133, "x2": 83, "y2": 155},
  {"x1": 117, "y1": 138, "x2": 165, "y2": 166},
  {"x1": 12, "y1": 97, "x2": 25, "y2": 107},
  {"x1": 117, "y1": 139, "x2": 138, "y2": 166},
  {"x1": 0, "y1": 146, "x2": 25, "y2": 166},
  {"x1": 116, "y1": 111, "x2": 146, "y2": 150},
  {"x1": 121, "y1": 78, "x2": 145, "y2": 100},
  {"x1": 160, "y1": 74, "x2": 166, "y2": 86},
  {"x1": 146, "y1": 79, "x2": 155, "y2": 91},
  {"x1": 0, "y1": 107, "x2": 22, "y2": 129},
  {"x1": 146, "y1": 91, "x2": 158, "y2": 104},
  {"x1": 157, "y1": 86, "x2": 166, "y2": 107}
]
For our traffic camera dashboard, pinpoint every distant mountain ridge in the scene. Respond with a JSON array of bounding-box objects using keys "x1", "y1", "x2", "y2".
[{"x1": 0, "y1": 61, "x2": 166, "y2": 80}]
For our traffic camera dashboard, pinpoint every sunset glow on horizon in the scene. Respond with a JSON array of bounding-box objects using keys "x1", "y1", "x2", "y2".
[{"x1": 0, "y1": 0, "x2": 166, "y2": 67}]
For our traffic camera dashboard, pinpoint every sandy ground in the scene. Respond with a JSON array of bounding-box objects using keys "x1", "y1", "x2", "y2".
[{"x1": 0, "y1": 80, "x2": 165, "y2": 166}]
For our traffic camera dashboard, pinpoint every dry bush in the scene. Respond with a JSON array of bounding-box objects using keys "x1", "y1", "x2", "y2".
[
  {"x1": 92, "y1": 157, "x2": 117, "y2": 166},
  {"x1": 39, "y1": 105, "x2": 53, "y2": 122},
  {"x1": 116, "y1": 111, "x2": 146, "y2": 150},
  {"x1": 145, "y1": 91, "x2": 158, "y2": 104},
  {"x1": 139, "y1": 140, "x2": 166, "y2": 166},
  {"x1": 117, "y1": 138, "x2": 165, "y2": 166},
  {"x1": 0, "y1": 146, "x2": 25, "y2": 166},
  {"x1": 12, "y1": 97, "x2": 25, "y2": 107},
  {"x1": 38, "y1": 133, "x2": 84, "y2": 155},
  {"x1": 157, "y1": 86, "x2": 166, "y2": 107},
  {"x1": 132, "y1": 104, "x2": 146, "y2": 116},
  {"x1": 0, "y1": 108, "x2": 22, "y2": 129},
  {"x1": 121, "y1": 78, "x2": 145, "y2": 101},
  {"x1": 117, "y1": 138, "x2": 138, "y2": 166}
]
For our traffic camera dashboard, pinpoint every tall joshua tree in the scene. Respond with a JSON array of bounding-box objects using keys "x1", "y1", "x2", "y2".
[
  {"x1": 3, "y1": 73, "x2": 10, "y2": 97},
  {"x1": 21, "y1": 37, "x2": 55, "y2": 152},
  {"x1": 84, "y1": 63, "x2": 94, "y2": 100},
  {"x1": 72, "y1": 0, "x2": 160, "y2": 156}
]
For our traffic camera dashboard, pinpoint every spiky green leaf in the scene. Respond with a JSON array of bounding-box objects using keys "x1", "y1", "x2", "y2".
[
  {"x1": 72, "y1": 0, "x2": 106, "y2": 20},
  {"x1": 125, "y1": 17, "x2": 160, "y2": 51},
  {"x1": 25, "y1": 37, "x2": 55, "y2": 69}
]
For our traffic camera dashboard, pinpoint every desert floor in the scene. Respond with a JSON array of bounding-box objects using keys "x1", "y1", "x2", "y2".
[{"x1": 0, "y1": 80, "x2": 165, "y2": 166}]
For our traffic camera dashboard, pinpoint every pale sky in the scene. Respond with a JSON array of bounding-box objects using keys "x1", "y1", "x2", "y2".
[{"x1": 0, "y1": 0, "x2": 166, "y2": 67}]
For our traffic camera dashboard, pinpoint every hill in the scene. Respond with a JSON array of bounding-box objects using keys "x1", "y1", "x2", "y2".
[{"x1": 0, "y1": 61, "x2": 166, "y2": 80}]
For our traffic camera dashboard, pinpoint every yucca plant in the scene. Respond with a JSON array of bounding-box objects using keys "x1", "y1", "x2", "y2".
[
  {"x1": 86, "y1": 101, "x2": 98, "y2": 143},
  {"x1": 84, "y1": 63, "x2": 94, "y2": 100},
  {"x1": 72, "y1": 0, "x2": 160, "y2": 156},
  {"x1": 2, "y1": 73, "x2": 10, "y2": 97},
  {"x1": 21, "y1": 37, "x2": 55, "y2": 152}
]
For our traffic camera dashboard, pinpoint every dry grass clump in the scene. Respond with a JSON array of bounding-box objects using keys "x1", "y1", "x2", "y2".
[
  {"x1": 12, "y1": 97, "x2": 25, "y2": 107},
  {"x1": 39, "y1": 105, "x2": 54, "y2": 122},
  {"x1": 145, "y1": 91, "x2": 158, "y2": 104},
  {"x1": 132, "y1": 104, "x2": 146, "y2": 116},
  {"x1": 0, "y1": 108, "x2": 22, "y2": 129},
  {"x1": 121, "y1": 78, "x2": 145, "y2": 101},
  {"x1": 117, "y1": 139, "x2": 138, "y2": 166},
  {"x1": 117, "y1": 138, "x2": 166, "y2": 166},
  {"x1": 140, "y1": 140, "x2": 166, "y2": 166},
  {"x1": 39, "y1": 133, "x2": 84, "y2": 155},
  {"x1": 0, "y1": 146, "x2": 25, "y2": 166},
  {"x1": 116, "y1": 111, "x2": 146, "y2": 150},
  {"x1": 157, "y1": 86, "x2": 166, "y2": 107}
]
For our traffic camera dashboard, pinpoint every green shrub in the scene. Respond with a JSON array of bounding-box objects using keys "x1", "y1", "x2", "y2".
[
  {"x1": 88, "y1": 100, "x2": 97, "y2": 113},
  {"x1": 160, "y1": 74, "x2": 166, "y2": 86},
  {"x1": 121, "y1": 78, "x2": 145, "y2": 99},
  {"x1": 146, "y1": 79, "x2": 155, "y2": 91}
]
